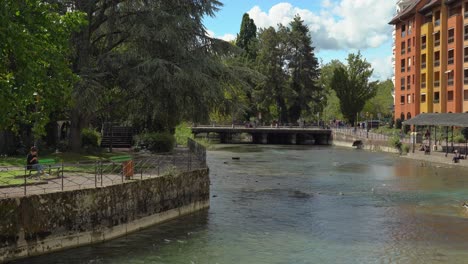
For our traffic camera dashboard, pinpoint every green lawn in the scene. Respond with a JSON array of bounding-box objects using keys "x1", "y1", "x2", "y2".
[{"x1": 0, "y1": 151, "x2": 128, "y2": 187}]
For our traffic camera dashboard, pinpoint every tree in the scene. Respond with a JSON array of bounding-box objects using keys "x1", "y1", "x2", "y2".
[
  {"x1": 236, "y1": 13, "x2": 257, "y2": 60},
  {"x1": 330, "y1": 52, "x2": 378, "y2": 126},
  {"x1": 0, "y1": 1, "x2": 85, "y2": 142},
  {"x1": 255, "y1": 26, "x2": 289, "y2": 123},
  {"x1": 66, "y1": 0, "x2": 224, "y2": 150},
  {"x1": 319, "y1": 60, "x2": 345, "y2": 121},
  {"x1": 363, "y1": 79, "x2": 394, "y2": 119},
  {"x1": 286, "y1": 15, "x2": 321, "y2": 123}
]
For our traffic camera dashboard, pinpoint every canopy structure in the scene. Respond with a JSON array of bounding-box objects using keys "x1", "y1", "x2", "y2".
[{"x1": 403, "y1": 113, "x2": 468, "y2": 127}]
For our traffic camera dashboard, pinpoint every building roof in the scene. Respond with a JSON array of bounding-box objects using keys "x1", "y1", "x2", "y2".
[
  {"x1": 419, "y1": 0, "x2": 441, "y2": 13},
  {"x1": 403, "y1": 113, "x2": 468, "y2": 127},
  {"x1": 389, "y1": 0, "x2": 421, "y2": 24}
]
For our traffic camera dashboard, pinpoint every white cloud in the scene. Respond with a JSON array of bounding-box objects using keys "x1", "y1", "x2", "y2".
[
  {"x1": 248, "y1": 0, "x2": 397, "y2": 51},
  {"x1": 219, "y1": 33, "x2": 236, "y2": 42},
  {"x1": 370, "y1": 55, "x2": 393, "y2": 80},
  {"x1": 207, "y1": 30, "x2": 236, "y2": 42}
]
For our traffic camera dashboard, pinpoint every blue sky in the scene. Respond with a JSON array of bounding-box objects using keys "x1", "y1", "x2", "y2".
[{"x1": 204, "y1": 0, "x2": 397, "y2": 81}]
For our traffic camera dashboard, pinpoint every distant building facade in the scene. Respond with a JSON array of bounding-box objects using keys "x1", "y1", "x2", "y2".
[{"x1": 389, "y1": 0, "x2": 468, "y2": 121}]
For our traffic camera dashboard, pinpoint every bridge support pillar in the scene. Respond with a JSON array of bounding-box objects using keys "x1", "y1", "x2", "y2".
[
  {"x1": 261, "y1": 133, "x2": 268, "y2": 144},
  {"x1": 290, "y1": 134, "x2": 297, "y2": 145}
]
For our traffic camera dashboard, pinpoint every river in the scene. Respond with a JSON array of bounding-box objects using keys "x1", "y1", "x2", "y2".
[{"x1": 11, "y1": 145, "x2": 468, "y2": 264}]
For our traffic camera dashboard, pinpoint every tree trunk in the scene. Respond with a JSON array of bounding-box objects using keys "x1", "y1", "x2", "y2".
[{"x1": 69, "y1": 108, "x2": 86, "y2": 152}]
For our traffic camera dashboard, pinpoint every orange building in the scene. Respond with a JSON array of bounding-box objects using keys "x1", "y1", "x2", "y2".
[{"x1": 389, "y1": 0, "x2": 468, "y2": 122}]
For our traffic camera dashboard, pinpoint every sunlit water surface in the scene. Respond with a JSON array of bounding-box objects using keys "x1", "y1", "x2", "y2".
[{"x1": 11, "y1": 145, "x2": 468, "y2": 264}]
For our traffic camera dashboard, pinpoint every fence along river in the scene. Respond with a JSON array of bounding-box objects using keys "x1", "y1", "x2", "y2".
[{"x1": 10, "y1": 144, "x2": 468, "y2": 264}]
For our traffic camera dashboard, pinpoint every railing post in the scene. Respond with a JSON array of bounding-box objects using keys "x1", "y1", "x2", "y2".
[
  {"x1": 61, "y1": 161, "x2": 64, "y2": 191},
  {"x1": 100, "y1": 161, "x2": 103, "y2": 187},
  {"x1": 24, "y1": 173, "x2": 27, "y2": 196},
  {"x1": 95, "y1": 161, "x2": 97, "y2": 188}
]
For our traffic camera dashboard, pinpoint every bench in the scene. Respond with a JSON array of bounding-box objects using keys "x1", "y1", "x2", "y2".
[{"x1": 25, "y1": 158, "x2": 62, "y2": 177}]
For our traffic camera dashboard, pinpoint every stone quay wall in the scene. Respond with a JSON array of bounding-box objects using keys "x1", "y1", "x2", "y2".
[
  {"x1": 0, "y1": 169, "x2": 210, "y2": 262},
  {"x1": 331, "y1": 131, "x2": 400, "y2": 153}
]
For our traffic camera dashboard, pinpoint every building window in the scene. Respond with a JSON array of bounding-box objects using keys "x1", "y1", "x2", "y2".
[
  {"x1": 407, "y1": 58, "x2": 411, "y2": 71},
  {"x1": 407, "y1": 76, "x2": 411, "y2": 90},
  {"x1": 448, "y1": 49, "x2": 454, "y2": 65},
  {"x1": 465, "y1": 3, "x2": 468, "y2": 18},
  {"x1": 407, "y1": 112, "x2": 412, "y2": 120},
  {"x1": 465, "y1": 69, "x2": 468, "y2": 85},
  {"x1": 421, "y1": 73, "x2": 426, "y2": 88},
  {"x1": 408, "y1": 39, "x2": 411, "y2": 52},
  {"x1": 401, "y1": 24, "x2": 406, "y2": 37},
  {"x1": 421, "y1": 54, "x2": 426, "y2": 69},
  {"x1": 407, "y1": 95, "x2": 411, "y2": 104},
  {"x1": 434, "y1": 71, "x2": 440, "y2": 87},
  {"x1": 464, "y1": 90, "x2": 468, "y2": 101},
  {"x1": 421, "y1": 35, "x2": 426, "y2": 50},
  {"x1": 447, "y1": 71, "x2": 454, "y2": 86},
  {"x1": 421, "y1": 94, "x2": 427, "y2": 103},
  {"x1": 465, "y1": 47, "x2": 468, "y2": 63},
  {"x1": 401, "y1": 41, "x2": 406, "y2": 55},
  {"x1": 465, "y1": 25, "x2": 468, "y2": 41},
  {"x1": 448, "y1": 91, "x2": 454, "y2": 101},
  {"x1": 400, "y1": 95, "x2": 405, "y2": 104},
  {"x1": 412, "y1": 74, "x2": 415, "y2": 84},
  {"x1": 434, "y1": 92, "x2": 440, "y2": 103},
  {"x1": 400, "y1": 77, "x2": 405, "y2": 90},
  {"x1": 434, "y1": 51, "x2": 440, "y2": 67},
  {"x1": 434, "y1": 11, "x2": 441, "y2": 26},
  {"x1": 434, "y1": 31, "x2": 440, "y2": 47},
  {"x1": 448, "y1": 28, "x2": 455, "y2": 44},
  {"x1": 401, "y1": 59, "x2": 405, "y2": 72},
  {"x1": 448, "y1": 6, "x2": 461, "y2": 17}
]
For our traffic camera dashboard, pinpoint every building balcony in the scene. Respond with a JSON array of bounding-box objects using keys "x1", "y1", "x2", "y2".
[
  {"x1": 421, "y1": 82, "x2": 426, "y2": 88},
  {"x1": 448, "y1": 58, "x2": 454, "y2": 65},
  {"x1": 448, "y1": 79, "x2": 454, "y2": 86},
  {"x1": 465, "y1": 78, "x2": 468, "y2": 85},
  {"x1": 465, "y1": 11, "x2": 468, "y2": 19},
  {"x1": 435, "y1": 20, "x2": 440, "y2": 26},
  {"x1": 434, "y1": 60, "x2": 440, "y2": 67},
  {"x1": 401, "y1": 67, "x2": 405, "y2": 72},
  {"x1": 401, "y1": 49, "x2": 406, "y2": 55},
  {"x1": 408, "y1": 47, "x2": 411, "y2": 53},
  {"x1": 434, "y1": 40, "x2": 440, "y2": 47},
  {"x1": 434, "y1": 80, "x2": 440, "y2": 87},
  {"x1": 465, "y1": 55, "x2": 468, "y2": 63},
  {"x1": 421, "y1": 62, "x2": 426, "y2": 69},
  {"x1": 407, "y1": 84, "x2": 411, "y2": 90},
  {"x1": 448, "y1": 37, "x2": 454, "y2": 44},
  {"x1": 422, "y1": 43, "x2": 426, "y2": 49},
  {"x1": 401, "y1": 86, "x2": 405, "y2": 91}
]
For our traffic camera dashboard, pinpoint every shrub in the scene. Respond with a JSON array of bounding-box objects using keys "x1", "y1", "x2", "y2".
[
  {"x1": 81, "y1": 128, "x2": 101, "y2": 148},
  {"x1": 175, "y1": 122, "x2": 193, "y2": 146},
  {"x1": 135, "y1": 132, "x2": 175, "y2": 153},
  {"x1": 395, "y1": 118, "x2": 403, "y2": 129},
  {"x1": 389, "y1": 135, "x2": 402, "y2": 150},
  {"x1": 453, "y1": 135, "x2": 466, "y2": 143},
  {"x1": 401, "y1": 144, "x2": 410, "y2": 154}
]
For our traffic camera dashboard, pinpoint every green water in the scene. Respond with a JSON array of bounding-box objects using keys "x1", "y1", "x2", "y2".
[{"x1": 12, "y1": 145, "x2": 468, "y2": 264}]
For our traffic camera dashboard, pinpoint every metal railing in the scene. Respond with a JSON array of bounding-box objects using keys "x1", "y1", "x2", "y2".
[{"x1": 0, "y1": 147, "x2": 207, "y2": 199}]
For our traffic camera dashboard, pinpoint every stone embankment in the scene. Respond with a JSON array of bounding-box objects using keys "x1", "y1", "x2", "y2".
[{"x1": 0, "y1": 169, "x2": 210, "y2": 262}]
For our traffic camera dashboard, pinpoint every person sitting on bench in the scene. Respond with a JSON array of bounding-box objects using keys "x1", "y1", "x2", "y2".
[
  {"x1": 27, "y1": 146, "x2": 48, "y2": 178},
  {"x1": 453, "y1": 150, "x2": 463, "y2": 163}
]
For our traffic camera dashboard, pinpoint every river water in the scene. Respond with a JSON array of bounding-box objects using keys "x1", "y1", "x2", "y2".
[{"x1": 12, "y1": 145, "x2": 468, "y2": 264}]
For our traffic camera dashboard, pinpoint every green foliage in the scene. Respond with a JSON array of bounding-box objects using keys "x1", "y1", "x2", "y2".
[
  {"x1": 401, "y1": 144, "x2": 410, "y2": 154},
  {"x1": 389, "y1": 135, "x2": 402, "y2": 150},
  {"x1": 330, "y1": 52, "x2": 378, "y2": 125},
  {"x1": 395, "y1": 118, "x2": 403, "y2": 129},
  {"x1": 319, "y1": 60, "x2": 345, "y2": 121},
  {"x1": 175, "y1": 122, "x2": 193, "y2": 146},
  {"x1": 135, "y1": 132, "x2": 175, "y2": 153},
  {"x1": 453, "y1": 135, "x2": 466, "y2": 143},
  {"x1": 362, "y1": 80, "x2": 394, "y2": 119},
  {"x1": 81, "y1": 128, "x2": 101, "y2": 148},
  {"x1": 0, "y1": 1, "x2": 86, "y2": 137},
  {"x1": 236, "y1": 13, "x2": 258, "y2": 59}
]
